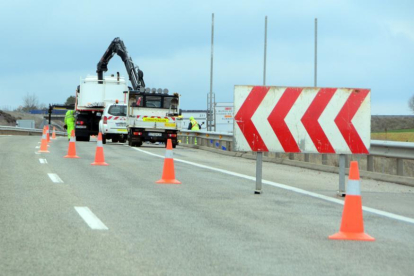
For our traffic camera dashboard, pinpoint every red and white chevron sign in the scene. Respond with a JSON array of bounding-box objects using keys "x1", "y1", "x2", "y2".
[{"x1": 234, "y1": 86, "x2": 371, "y2": 154}]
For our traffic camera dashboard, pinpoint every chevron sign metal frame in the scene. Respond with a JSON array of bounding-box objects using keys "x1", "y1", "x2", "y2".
[{"x1": 234, "y1": 86, "x2": 371, "y2": 154}]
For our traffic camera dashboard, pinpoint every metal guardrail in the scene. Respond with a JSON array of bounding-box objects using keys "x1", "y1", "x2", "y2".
[
  {"x1": 0, "y1": 126, "x2": 66, "y2": 136},
  {"x1": 2, "y1": 126, "x2": 412, "y2": 184},
  {"x1": 178, "y1": 131, "x2": 414, "y2": 184}
]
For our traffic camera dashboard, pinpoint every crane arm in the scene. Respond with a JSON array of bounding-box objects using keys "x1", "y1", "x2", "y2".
[{"x1": 96, "y1": 37, "x2": 145, "y2": 89}]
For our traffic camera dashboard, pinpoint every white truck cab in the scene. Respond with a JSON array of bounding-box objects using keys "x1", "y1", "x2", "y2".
[
  {"x1": 126, "y1": 89, "x2": 181, "y2": 147},
  {"x1": 99, "y1": 101, "x2": 128, "y2": 144}
]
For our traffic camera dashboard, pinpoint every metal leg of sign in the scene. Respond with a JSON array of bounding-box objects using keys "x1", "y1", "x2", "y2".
[
  {"x1": 255, "y1": 152, "x2": 263, "y2": 194},
  {"x1": 337, "y1": 154, "x2": 346, "y2": 197}
]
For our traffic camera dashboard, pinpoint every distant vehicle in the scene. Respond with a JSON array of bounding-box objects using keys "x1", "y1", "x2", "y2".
[
  {"x1": 126, "y1": 89, "x2": 181, "y2": 148},
  {"x1": 74, "y1": 37, "x2": 145, "y2": 142},
  {"x1": 99, "y1": 101, "x2": 128, "y2": 144},
  {"x1": 16, "y1": 120, "x2": 35, "y2": 129}
]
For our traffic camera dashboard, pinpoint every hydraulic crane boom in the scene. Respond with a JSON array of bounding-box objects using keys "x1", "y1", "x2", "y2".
[{"x1": 96, "y1": 37, "x2": 145, "y2": 90}]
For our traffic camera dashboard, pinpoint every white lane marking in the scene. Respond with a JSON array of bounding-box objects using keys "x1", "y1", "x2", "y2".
[
  {"x1": 35, "y1": 146, "x2": 40, "y2": 149},
  {"x1": 132, "y1": 147, "x2": 414, "y2": 225},
  {"x1": 47, "y1": 173, "x2": 63, "y2": 183},
  {"x1": 74, "y1": 207, "x2": 108, "y2": 230},
  {"x1": 39, "y1": 159, "x2": 48, "y2": 164}
]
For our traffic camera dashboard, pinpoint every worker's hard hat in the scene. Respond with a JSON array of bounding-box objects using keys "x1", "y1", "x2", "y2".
[{"x1": 189, "y1": 116, "x2": 194, "y2": 120}]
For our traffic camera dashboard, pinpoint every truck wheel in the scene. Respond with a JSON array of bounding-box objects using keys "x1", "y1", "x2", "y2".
[
  {"x1": 112, "y1": 137, "x2": 119, "y2": 143},
  {"x1": 102, "y1": 134, "x2": 106, "y2": 144},
  {"x1": 172, "y1": 143, "x2": 177, "y2": 149},
  {"x1": 137, "y1": 141, "x2": 142, "y2": 147},
  {"x1": 85, "y1": 136, "x2": 90, "y2": 142}
]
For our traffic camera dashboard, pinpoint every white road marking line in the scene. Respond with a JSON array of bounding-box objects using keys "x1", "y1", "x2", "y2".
[
  {"x1": 35, "y1": 146, "x2": 40, "y2": 149},
  {"x1": 74, "y1": 207, "x2": 108, "y2": 230},
  {"x1": 39, "y1": 159, "x2": 48, "y2": 164},
  {"x1": 132, "y1": 147, "x2": 414, "y2": 225},
  {"x1": 47, "y1": 173, "x2": 63, "y2": 183}
]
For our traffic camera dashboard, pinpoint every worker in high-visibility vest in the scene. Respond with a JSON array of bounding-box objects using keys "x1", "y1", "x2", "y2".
[
  {"x1": 188, "y1": 116, "x2": 200, "y2": 131},
  {"x1": 64, "y1": 110, "x2": 75, "y2": 140},
  {"x1": 187, "y1": 116, "x2": 200, "y2": 145}
]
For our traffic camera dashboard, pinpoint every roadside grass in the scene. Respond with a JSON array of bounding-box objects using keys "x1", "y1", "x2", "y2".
[
  {"x1": 372, "y1": 128, "x2": 414, "y2": 133},
  {"x1": 371, "y1": 129, "x2": 414, "y2": 142}
]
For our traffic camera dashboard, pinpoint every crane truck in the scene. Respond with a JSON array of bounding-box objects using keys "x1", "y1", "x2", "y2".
[
  {"x1": 73, "y1": 37, "x2": 145, "y2": 141},
  {"x1": 74, "y1": 37, "x2": 181, "y2": 144}
]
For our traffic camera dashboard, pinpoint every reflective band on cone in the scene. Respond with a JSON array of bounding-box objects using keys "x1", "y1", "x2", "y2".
[
  {"x1": 91, "y1": 132, "x2": 108, "y2": 166},
  {"x1": 46, "y1": 125, "x2": 51, "y2": 143},
  {"x1": 156, "y1": 139, "x2": 181, "y2": 184},
  {"x1": 329, "y1": 161, "x2": 375, "y2": 241},
  {"x1": 52, "y1": 126, "x2": 56, "y2": 139},
  {"x1": 38, "y1": 127, "x2": 50, "y2": 153},
  {"x1": 64, "y1": 130, "x2": 79, "y2": 158}
]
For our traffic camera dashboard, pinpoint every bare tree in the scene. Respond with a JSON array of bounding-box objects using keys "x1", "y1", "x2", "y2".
[
  {"x1": 22, "y1": 93, "x2": 39, "y2": 112},
  {"x1": 409, "y1": 95, "x2": 414, "y2": 114},
  {"x1": 38, "y1": 103, "x2": 47, "y2": 110}
]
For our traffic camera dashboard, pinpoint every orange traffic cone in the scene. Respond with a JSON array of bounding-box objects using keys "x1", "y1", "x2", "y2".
[
  {"x1": 91, "y1": 132, "x2": 108, "y2": 166},
  {"x1": 38, "y1": 127, "x2": 49, "y2": 153},
  {"x1": 52, "y1": 126, "x2": 56, "y2": 139},
  {"x1": 329, "y1": 161, "x2": 375, "y2": 241},
  {"x1": 64, "y1": 130, "x2": 79, "y2": 158},
  {"x1": 156, "y1": 139, "x2": 181, "y2": 184},
  {"x1": 46, "y1": 125, "x2": 51, "y2": 143}
]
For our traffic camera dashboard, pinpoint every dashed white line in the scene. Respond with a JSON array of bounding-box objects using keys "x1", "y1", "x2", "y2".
[
  {"x1": 39, "y1": 159, "x2": 48, "y2": 164},
  {"x1": 132, "y1": 147, "x2": 414, "y2": 225},
  {"x1": 47, "y1": 173, "x2": 63, "y2": 183},
  {"x1": 74, "y1": 207, "x2": 108, "y2": 230},
  {"x1": 35, "y1": 146, "x2": 40, "y2": 149}
]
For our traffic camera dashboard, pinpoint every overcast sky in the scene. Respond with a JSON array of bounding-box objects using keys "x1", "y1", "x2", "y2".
[{"x1": 0, "y1": 0, "x2": 413, "y2": 114}]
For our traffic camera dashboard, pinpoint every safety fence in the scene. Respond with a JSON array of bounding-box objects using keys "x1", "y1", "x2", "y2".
[
  {"x1": 178, "y1": 131, "x2": 414, "y2": 186},
  {"x1": 0, "y1": 126, "x2": 66, "y2": 136}
]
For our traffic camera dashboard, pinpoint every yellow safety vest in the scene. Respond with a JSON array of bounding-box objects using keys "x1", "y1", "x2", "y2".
[{"x1": 191, "y1": 119, "x2": 199, "y2": 131}]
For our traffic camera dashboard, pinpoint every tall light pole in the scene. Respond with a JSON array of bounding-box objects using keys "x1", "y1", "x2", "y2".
[
  {"x1": 208, "y1": 13, "x2": 215, "y2": 131},
  {"x1": 255, "y1": 16, "x2": 268, "y2": 195},
  {"x1": 263, "y1": 16, "x2": 268, "y2": 86},
  {"x1": 314, "y1": 18, "x2": 317, "y2": 87}
]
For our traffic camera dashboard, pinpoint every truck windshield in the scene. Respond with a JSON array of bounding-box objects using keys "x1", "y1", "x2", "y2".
[
  {"x1": 146, "y1": 96, "x2": 162, "y2": 108},
  {"x1": 108, "y1": 105, "x2": 127, "y2": 116}
]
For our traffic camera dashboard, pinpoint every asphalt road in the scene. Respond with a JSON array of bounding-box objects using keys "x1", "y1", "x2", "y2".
[{"x1": 1, "y1": 135, "x2": 414, "y2": 275}]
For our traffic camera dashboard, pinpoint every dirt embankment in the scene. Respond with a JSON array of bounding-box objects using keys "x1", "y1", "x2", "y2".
[
  {"x1": 0, "y1": 110, "x2": 54, "y2": 128},
  {"x1": 0, "y1": 110, "x2": 19, "y2": 125}
]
